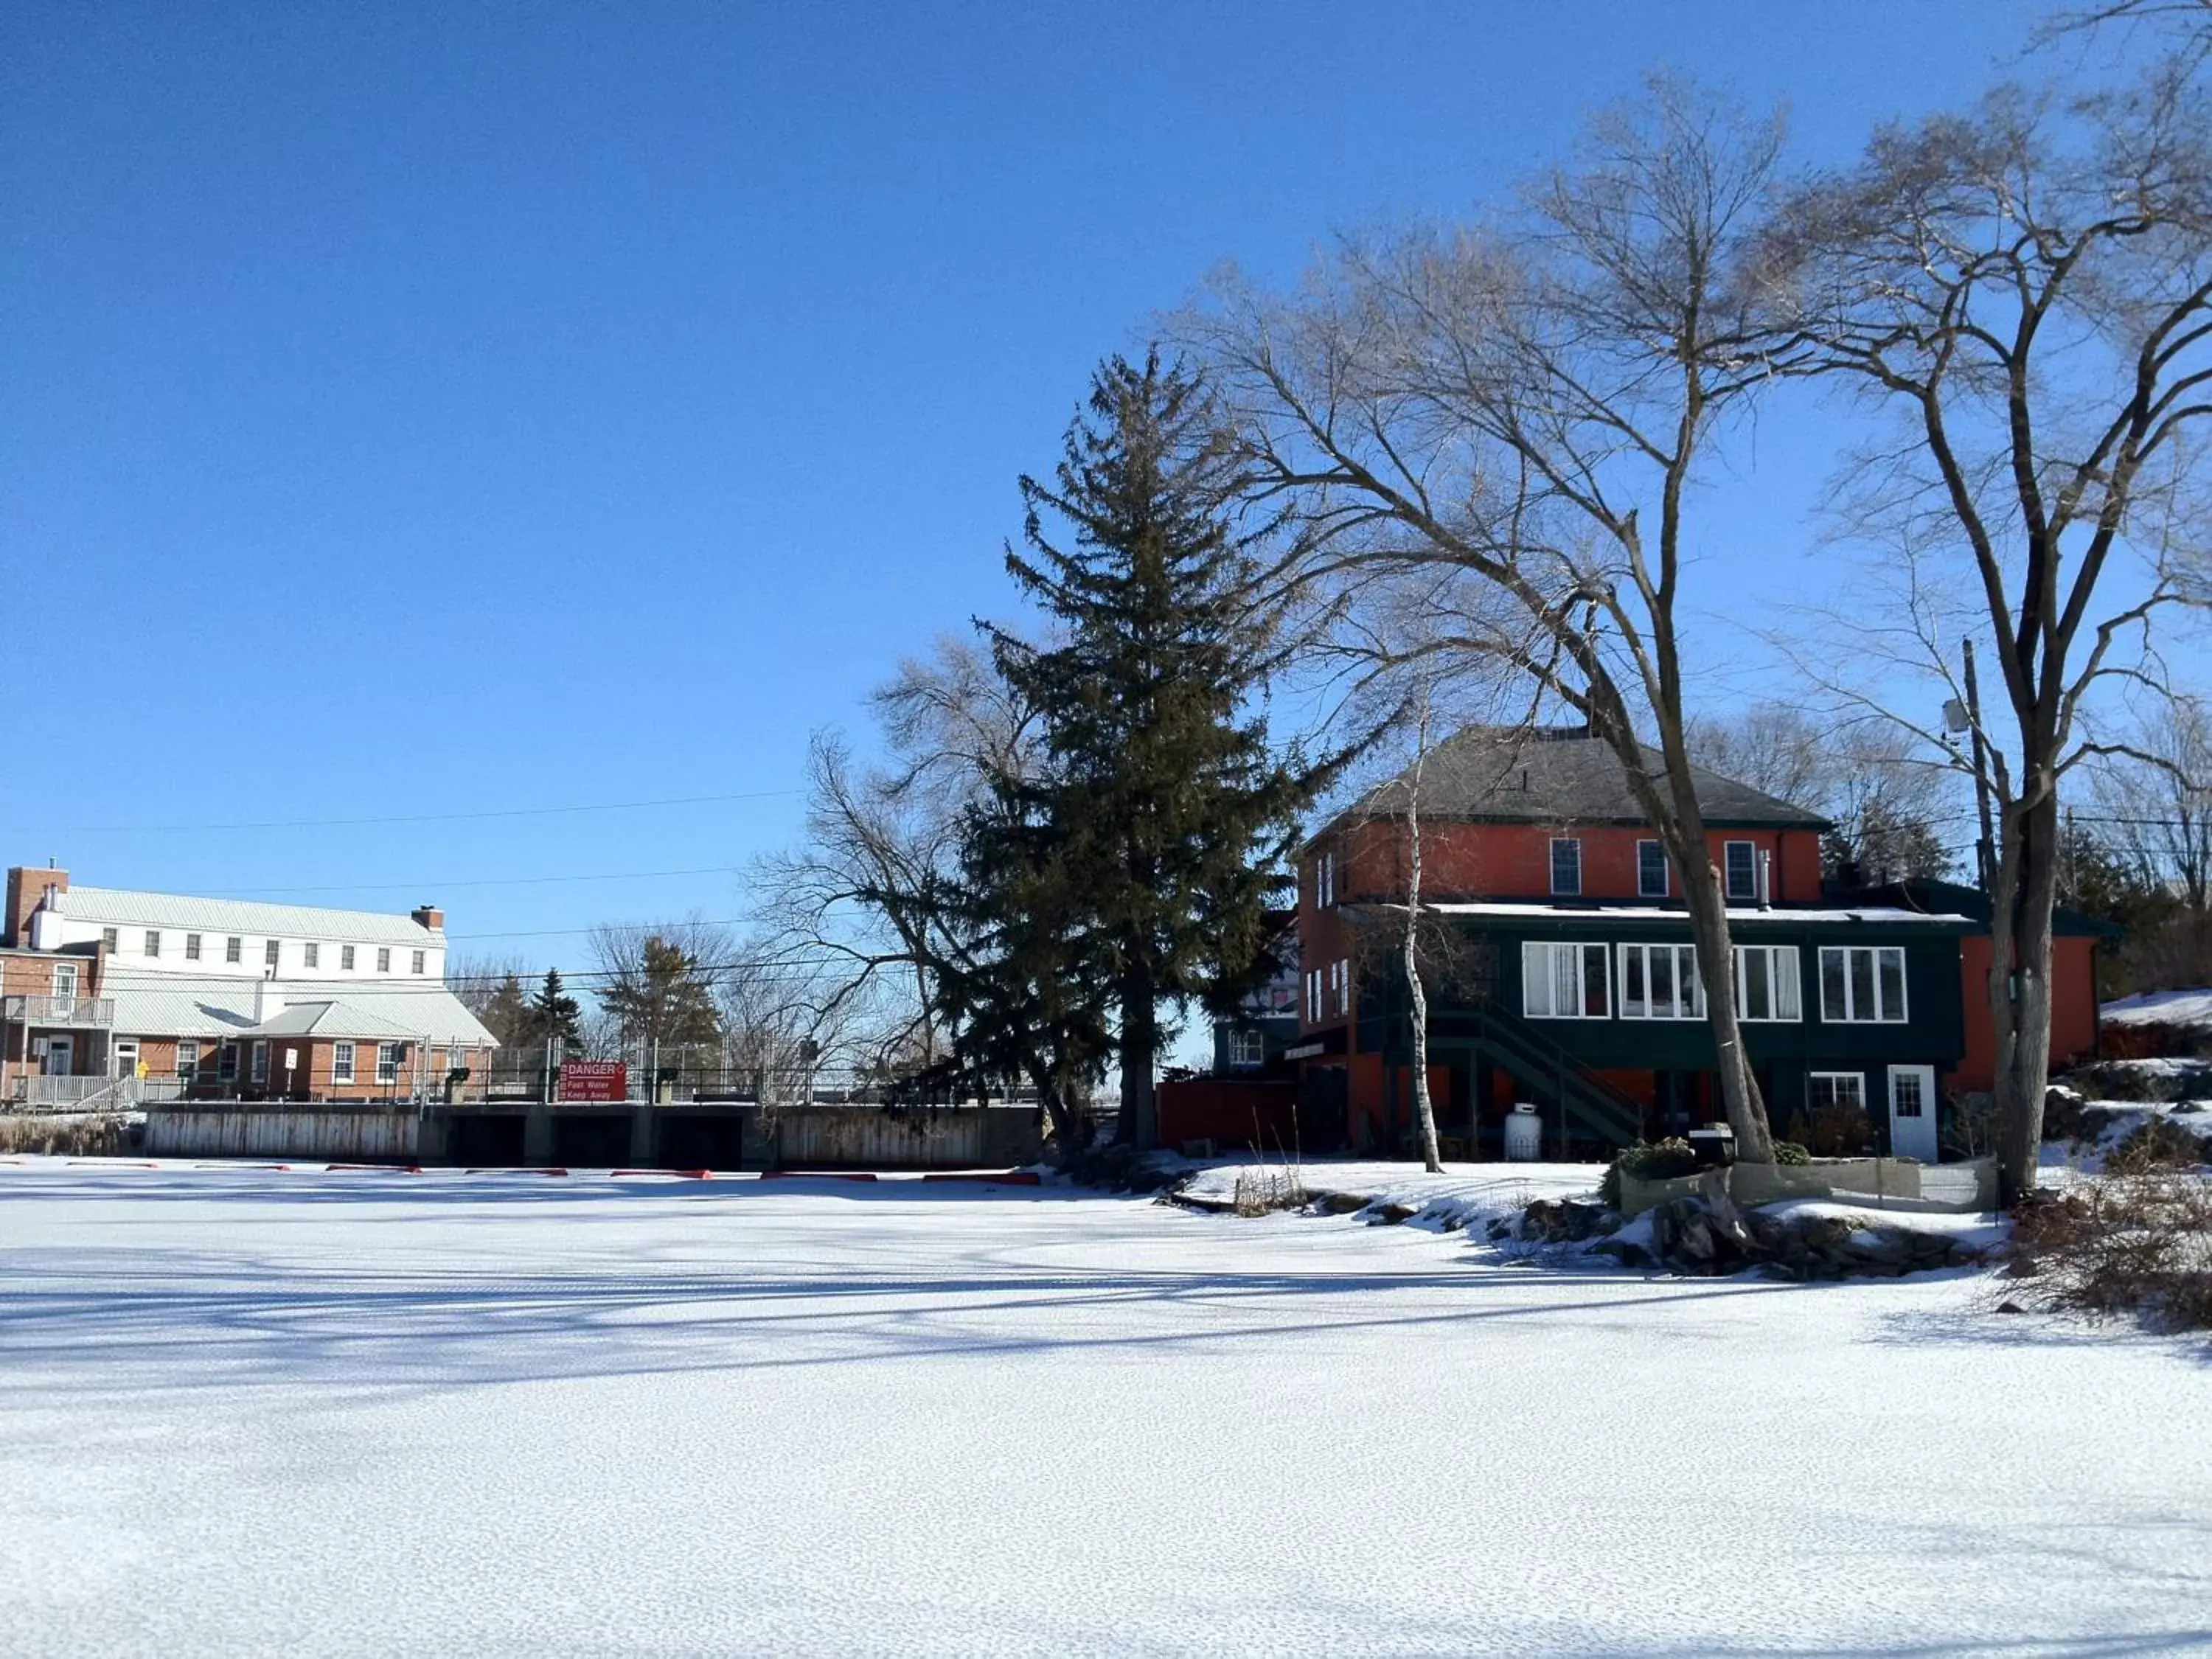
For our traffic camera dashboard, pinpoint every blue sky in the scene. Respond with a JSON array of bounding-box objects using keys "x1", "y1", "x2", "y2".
[{"x1": 4, "y1": 0, "x2": 2046, "y2": 973}]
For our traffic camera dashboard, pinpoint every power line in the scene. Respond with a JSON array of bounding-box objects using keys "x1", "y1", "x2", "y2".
[
  {"x1": 0, "y1": 787, "x2": 799, "y2": 836},
  {"x1": 186, "y1": 865, "x2": 751, "y2": 897}
]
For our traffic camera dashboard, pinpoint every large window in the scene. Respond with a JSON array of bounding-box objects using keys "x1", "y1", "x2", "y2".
[
  {"x1": 1523, "y1": 941, "x2": 1609, "y2": 1019},
  {"x1": 1734, "y1": 945, "x2": 1803, "y2": 1022},
  {"x1": 1725, "y1": 841, "x2": 1758, "y2": 902},
  {"x1": 1550, "y1": 838, "x2": 1582, "y2": 897},
  {"x1": 333, "y1": 1041, "x2": 355, "y2": 1085},
  {"x1": 1637, "y1": 840, "x2": 1669, "y2": 898},
  {"x1": 1304, "y1": 968, "x2": 1322, "y2": 1023},
  {"x1": 1618, "y1": 942, "x2": 1704, "y2": 1020},
  {"x1": 1315, "y1": 850, "x2": 1335, "y2": 908},
  {"x1": 51, "y1": 964, "x2": 78, "y2": 998},
  {"x1": 1226, "y1": 1029, "x2": 1265, "y2": 1069},
  {"x1": 176, "y1": 1040, "x2": 199, "y2": 1082},
  {"x1": 376, "y1": 1042, "x2": 402, "y2": 1085},
  {"x1": 1819, "y1": 946, "x2": 1907, "y2": 1023},
  {"x1": 1328, "y1": 959, "x2": 1351, "y2": 1017}
]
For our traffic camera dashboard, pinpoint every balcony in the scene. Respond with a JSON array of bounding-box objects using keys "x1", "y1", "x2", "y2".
[{"x1": 2, "y1": 995, "x2": 116, "y2": 1028}]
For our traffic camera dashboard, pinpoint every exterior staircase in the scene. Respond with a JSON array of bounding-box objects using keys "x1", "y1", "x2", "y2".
[{"x1": 1461, "y1": 998, "x2": 1645, "y2": 1153}]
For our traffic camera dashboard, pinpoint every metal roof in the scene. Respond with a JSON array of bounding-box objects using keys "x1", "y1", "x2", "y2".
[
  {"x1": 106, "y1": 978, "x2": 495, "y2": 1044},
  {"x1": 53, "y1": 886, "x2": 444, "y2": 945}
]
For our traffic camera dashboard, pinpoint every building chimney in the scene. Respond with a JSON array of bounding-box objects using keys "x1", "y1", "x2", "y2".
[
  {"x1": 254, "y1": 971, "x2": 285, "y2": 1024},
  {"x1": 4, "y1": 866, "x2": 66, "y2": 950},
  {"x1": 1757, "y1": 848, "x2": 1773, "y2": 911},
  {"x1": 411, "y1": 904, "x2": 444, "y2": 931}
]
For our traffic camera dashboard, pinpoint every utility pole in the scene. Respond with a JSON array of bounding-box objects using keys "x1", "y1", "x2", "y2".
[{"x1": 1962, "y1": 638, "x2": 1997, "y2": 899}]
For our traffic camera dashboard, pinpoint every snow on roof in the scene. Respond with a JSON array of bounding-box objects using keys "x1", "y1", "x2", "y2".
[
  {"x1": 55, "y1": 886, "x2": 443, "y2": 945},
  {"x1": 107, "y1": 978, "x2": 494, "y2": 1045},
  {"x1": 2101, "y1": 987, "x2": 2212, "y2": 1028},
  {"x1": 1422, "y1": 902, "x2": 1973, "y2": 925}
]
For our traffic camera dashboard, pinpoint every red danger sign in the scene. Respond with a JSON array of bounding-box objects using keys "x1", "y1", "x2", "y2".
[{"x1": 558, "y1": 1060, "x2": 627, "y2": 1102}]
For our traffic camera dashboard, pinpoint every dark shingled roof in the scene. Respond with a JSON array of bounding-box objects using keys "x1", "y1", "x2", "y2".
[{"x1": 1320, "y1": 725, "x2": 1830, "y2": 838}]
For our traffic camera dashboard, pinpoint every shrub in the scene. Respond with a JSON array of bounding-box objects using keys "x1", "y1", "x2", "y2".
[
  {"x1": 1231, "y1": 1165, "x2": 1308, "y2": 1217},
  {"x1": 1599, "y1": 1137, "x2": 1697, "y2": 1209},
  {"x1": 1773, "y1": 1140, "x2": 1812, "y2": 1166},
  {"x1": 2007, "y1": 1166, "x2": 2212, "y2": 1332},
  {"x1": 1786, "y1": 1101, "x2": 1874, "y2": 1158},
  {"x1": 2106, "y1": 1116, "x2": 2209, "y2": 1176},
  {"x1": 0, "y1": 1113, "x2": 131, "y2": 1157}
]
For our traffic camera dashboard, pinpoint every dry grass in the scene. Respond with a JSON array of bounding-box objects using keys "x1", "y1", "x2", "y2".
[
  {"x1": 1231, "y1": 1164, "x2": 1310, "y2": 1217},
  {"x1": 2008, "y1": 1150, "x2": 2212, "y2": 1332},
  {"x1": 0, "y1": 1113, "x2": 133, "y2": 1157}
]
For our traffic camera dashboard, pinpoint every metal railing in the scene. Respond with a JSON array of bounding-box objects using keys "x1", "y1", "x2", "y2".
[{"x1": 2, "y1": 995, "x2": 115, "y2": 1027}]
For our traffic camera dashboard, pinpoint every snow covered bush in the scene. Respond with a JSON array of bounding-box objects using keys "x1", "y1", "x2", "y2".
[
  {"x1": 2106, "y1": 1116, "x2": 2210, "y2": 1176},
  {"x1": 1231, "y1": 1165, "x2": 1308, "y2": 1216}
]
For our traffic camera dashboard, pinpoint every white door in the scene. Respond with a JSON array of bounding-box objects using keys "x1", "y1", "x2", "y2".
[
  {"x1": 43, "y1": 1035, "x2": 73, "y2": 1077},
  {"x1": 112, "y1": 1039, "x2": 140, "y2": 1080},
  {"x1": 1887, "y1": 1065, "x2": 1939, "y2": 1163}
]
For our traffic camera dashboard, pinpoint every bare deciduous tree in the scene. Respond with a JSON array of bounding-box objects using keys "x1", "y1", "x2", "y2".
[
  {"x1": 1769, "y1": 66, "x2": 2212, "y2": 1200},
  {"x1": 1181, "y1": 78, "x2": 1804, "y2": 1161}
]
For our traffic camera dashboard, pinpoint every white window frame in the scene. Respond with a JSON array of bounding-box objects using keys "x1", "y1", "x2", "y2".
[
  {"x1": 411, "y1": 949, "x2": 426, "y2": 975},
  {"x1": 1724, "y1": 840, "x2": 1758, "y2": 902},
  {"x1": 1549, "y1": 837, "x2": 1582, "y2": 897},
  {"x1": 377, "y1": 947, "x2": 392, "y2": 973},
  {"x1": 341, "y1": 945, "x2": 355, "y2": 970},
  {"x1": 264, "y1": 939, "x2": 280, "y2": 968},
  {"x1": 250, "y1": 1040, "x2": 269, "y2": 1085},
  {"x1": 376, "y1": 1042, "x2": 402, "y2": 1085},
  {"x1": 1227, "y1": 1029, "x2": 1265, "y2": 1069},
  {"x1": 1618, "y1": 942, "x2": 1705, "y2": 1020},
  {"x1": 304, "y1": 942, "x2": 320, "y2": 969},
  {"x1": 225, "y1": 936, "x2": 242, "y2": 964},
  {"x1": 1331, "y1": 958, "x2": 1351, "y2": 1017},
  {"x1": 1809, "y1": 1071, "x2": 1867, "y2": 1113},
  {"x1": 1733, "y1": 945, "x2": 1802, "y2": 1023},
  {"x1": 100, "y1": 927, "x2": 117, "y2": 951},
  {"x1": 144, "y1": 930, "x2": 161, "y2": 958},
  {"x1": 332, "y1": 1040, "x2": 355, "y2": 1085},
  {"x1": 184, "y1": 933, "x2": 201, "y2": 961},
  {"x1": 1522, "y1": 940, "x2": 1610, "y2": 1020},
  {"x1": 1818, "y1": 945, "x2": 1908, "y2": 1024},
  {"x1": 1304, "y1": 968, "x2": 1321, "y2": 1023},
  {"x1": 1637, "y1": 839, "x2": 1669, "y2": 898},
  {"x1": 176, "y1": 1039, "x2": 199, "y2": 1081},
  {"x1": 51, "y1": 963, "x2": 79, "y2": 998}
]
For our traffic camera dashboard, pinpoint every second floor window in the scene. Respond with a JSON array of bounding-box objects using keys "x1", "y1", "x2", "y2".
[
  {"x1": 304, "y1": 943, "x2": 320, "y2": 969},
  {"x1": 226, "y1": 936, "x2": 242, "y2": 963},
  {"x1": 411, "y1": 950, "x2": 426, "y2": 975},
  {"x1": 1820, "y1": 946, "x2": 1907, "y2": 1023},
  {"x1": 1227, "y1": 1029, "x2": 1265, "y2": 1068},
  {"x1": 184, "y1": 933, "x2": 201, "y2": 961},
  {"x1": 1523, "y1": 941, "x2": 1609, "y2": 1019},
  {"x1": 264, "y1": 940, "x2": 280, "y2": 968},
  {"x1": 101, "y1": 928, "x2": 117, "y2": 950},
  {"x1": 52, "y1": 964, "x2": 78, "y2": 998},
  {"x1": 1304, "y1": 968, "x2": 1322, "y2": 1023},
  {"x1": 1329, "y1": 958, "x2": 1351, "y2": 1017},
  {"x1": 1736, "y1": 945, "x2": 1803, "y2": 1022},
  {"x1": 1638, "y1": 840, "x2": 1669, "y2": 898},
  {"x1": 144, "y1": 931, "x2": 161, "y2": 957},
  {"x1": 1619, "y1": 942, "x2": 1704, "y2": 1020},
  {"x1": 1315, "y1": 850, "x2": 1336, "y2": 908},
  {"x1": 1550, "y1": 838, "x2": 1582, "y2": 897},
  {"x1": 341, "y1": 945, "x2": 355, "y2": 970},
  {"x1": 377, "y1": 948, "x2": 392, "y2": 973}
]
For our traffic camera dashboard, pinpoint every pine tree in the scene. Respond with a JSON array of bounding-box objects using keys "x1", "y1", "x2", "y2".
[
  {"x1": 990, "y1": 352, "x2": 1331, "y2": 1147},
  {"x1": 522, "y1": 969, "x2": 585, "y2": 1051},
  {"x1": 475, "y1": 972, "x2": 532, "y2": 1046},
  {"x1": 599, "y1": 937, "x2": 721, "y2": 1054}
]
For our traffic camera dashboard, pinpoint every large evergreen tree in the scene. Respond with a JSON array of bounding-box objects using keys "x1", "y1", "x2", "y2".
[
  {"x1": 521, "y1": 969, "x2": 585, "y2": 1051},
  {"x1": 989, "y1": 352, "x2": 1327, "y2": 1147}
]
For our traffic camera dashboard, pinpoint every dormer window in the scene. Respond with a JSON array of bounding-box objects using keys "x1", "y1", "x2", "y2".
[{"x1": 1549, "y1": 838, "x2": 1582, "y2": 897}]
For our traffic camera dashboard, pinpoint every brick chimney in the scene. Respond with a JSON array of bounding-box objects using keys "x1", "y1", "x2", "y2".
[
  {"x1": 5, "y1": 865, "x2": 66, "y2": 950},
  {"x1": 411, "y1": 904, "x2": 444, "y2": 931}
]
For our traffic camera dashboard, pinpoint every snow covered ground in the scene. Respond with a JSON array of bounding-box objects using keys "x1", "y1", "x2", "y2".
[
  {"x1": 4, "y1": 1160, "x2": 2210, "y2": 1657},
  {"x1": 2102, "y1": 987, "x2": 2212, "y2": 1028}
]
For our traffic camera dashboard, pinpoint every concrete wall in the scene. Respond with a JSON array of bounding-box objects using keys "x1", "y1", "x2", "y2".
[{"x1": 145, "y1": 1105, "x2": 421, "y2": 1161}]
